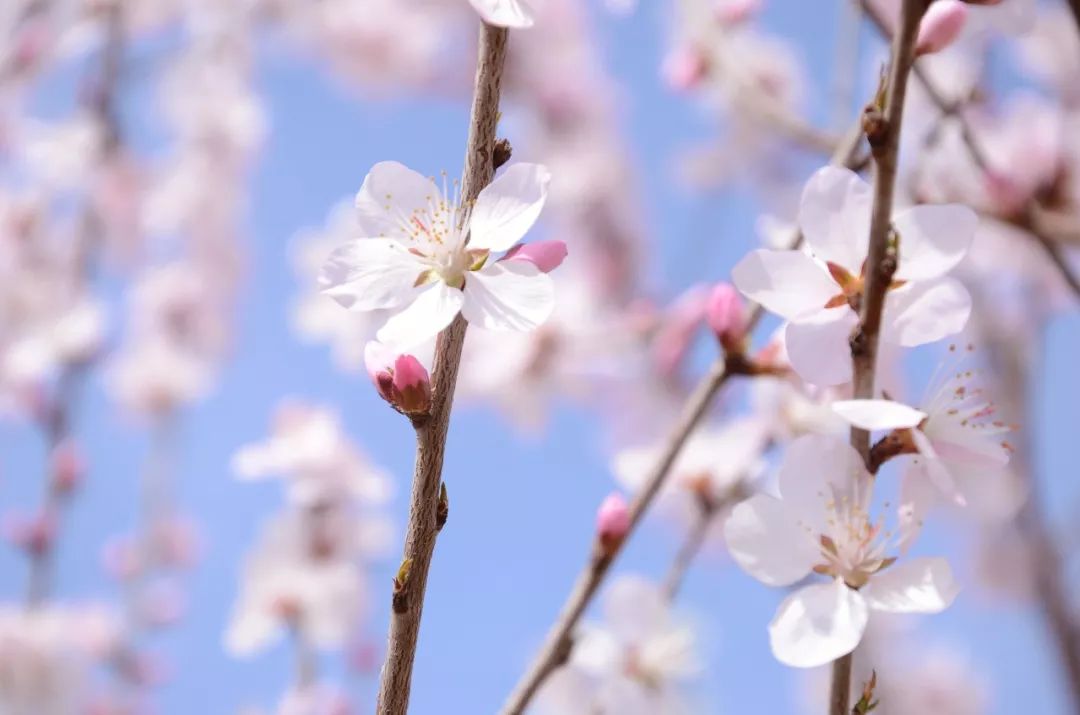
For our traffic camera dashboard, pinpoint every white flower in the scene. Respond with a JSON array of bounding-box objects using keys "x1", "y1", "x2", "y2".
[
  {"x1": 567, "y1": 575, "x2": 699, "y2": 714},
  {"x1": 320, "y1": 161, "x2": 556, "y2": 350},
  {"x1": 231, "y1": 402, "x2": 393, "y2": 508},
  {"x1": 724, "y1": 434, "x2": 958, "y2": 668},
  {"x1": 732, "y1": 166, "x2": 977, "y2": 386},
  {"x1": 832, "y1": 351, "x2": 1020, "y2": 518},
  {"x1": 468, "y1": 0, "x2": 536, "y2": 27}
]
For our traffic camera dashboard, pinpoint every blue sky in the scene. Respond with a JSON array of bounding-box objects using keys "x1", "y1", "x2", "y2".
[{"x1": 1, "y1": 1, "x2": 1078, "y2": 713}]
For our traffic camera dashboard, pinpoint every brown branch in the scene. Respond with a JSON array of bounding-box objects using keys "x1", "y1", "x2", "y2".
[
  {"x1": 499, "y1": 107, "x2": 870, "y2": 715},
  {"x1": 862, "y1": 0, "x2": 1080, "y2": 301},
  {"x1": 373, "y1": 22, "x2": 509, "y2": 715},
  {"x1": 1068, "y1": 0, "x2": 1080, "y2": 35},
  {"x1": 837, "y1": 0, "x2": 928, "y2": 712}
]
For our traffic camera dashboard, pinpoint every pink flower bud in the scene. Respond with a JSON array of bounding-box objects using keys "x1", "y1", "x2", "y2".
[
  {"x1": 596, "y1": 493, "x2": 631, "y2": 550},
  {"x1": 502, "y1": 240, "x2": 568, "y2": 273},
  {"x1": 364, "y1": 342, "x2": 431, "y2": 419},
  {"x1": 706, "y1": 282, "x2": 747, "y2": 351},
  {"x1": 662, "y1": 47, "x2": 708, "y2": 92},
  {"x1": 915, "y1": 0, "x2": 968, "y2": 56},
  {"x1": 392, "y1": 354, "x2": 431, "y2": 416},
  {"x1": 50, "y1": 440, "x2": 84, "y2": 494},
  {"x1": 4, "y1": 511, "x2": 55, "y2": 556},
  {"x1": 715, "y1": 0, "x2": 761, "y2": 25}
]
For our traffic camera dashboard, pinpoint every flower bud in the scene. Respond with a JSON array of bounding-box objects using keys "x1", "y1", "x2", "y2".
[
  {"x1": 706, "y1": 282, "x2": 747, "y2": 352},
  {"x1": 916, "y1": 0, "x2": 968, "y2": 57},
  {"x1": 364, "y1": 342, "x2": 431, "y2": 420},
  {"x1": 502, "y1": 240, "x2": 568, "y2": 273},
  {"x1": 662, "y1": 47, "x2": 708, "y2": 92},
  {"x1": 596, "y1": 492, "x2": 631, "y2": 552},
  {"x1": 50, "y1": 439, "x2": 84, "y2": 494}
]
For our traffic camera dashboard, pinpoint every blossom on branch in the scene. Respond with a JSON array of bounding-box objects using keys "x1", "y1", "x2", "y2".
[
  {"x1": 733, "y1": 166, "x2": 977, "y2": 386},
  {"x1": 320, "y1": 161, "x2": 559, "y2": 350},
  {"x1": 724, "y1": 435, "x2": 958, "y2": 667}
]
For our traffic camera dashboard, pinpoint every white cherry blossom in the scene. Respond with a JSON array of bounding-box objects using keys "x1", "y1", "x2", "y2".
[
  {"x1": 832, "y1": 349, "x2": 1020, "y2": 517},
  {"x1": 724, "y1": 434, "x2": 958, "y2": 667},
  {"x1": 320, "y1": 161, "x2": 557, "y2": 350},
  {"x1": 732, "y1": 166, "x2": 977, "y2": 386},
  {"x1": 468, "y1": 0, "x2": 535, "y2": 28}
]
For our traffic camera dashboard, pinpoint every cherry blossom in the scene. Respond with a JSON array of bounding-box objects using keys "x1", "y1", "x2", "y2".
[
  {"x1": 733, "y1": 166, "x2": 978, "y2": 385},
  {"x1": 724, "y1": 435, "x2": 958, "y2": 667},
  {"x1": 320, "y1": 161, "x2": 557, "y2": 350},
  {"x1": 539, "y1": 576, "x2": 699, "y2": 715},
  {"x1": 831, "y1": 352, "x2": 1020, "y2": 516}
]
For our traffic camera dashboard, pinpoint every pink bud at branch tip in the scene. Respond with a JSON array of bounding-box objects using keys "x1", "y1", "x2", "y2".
[
  {"x1": 706, "y1": 282, "x2": 747, "y2": 352},
  {"x1": 915, "y1": 1, "x2": 968, "y2": 57},
  {"x1": 596, "y1": 493, "x2": 631, "y2": 552},
  {"x1": 502, "y1": 240, "x2": 568, "y2": 273},
  {"x1": 662, "y1": 47, "x2": 708, "y2": 92}
]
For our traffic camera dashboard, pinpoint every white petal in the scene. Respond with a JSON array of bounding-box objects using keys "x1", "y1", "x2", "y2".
[
  {"x1": 768, "y1": 580, "x2": 869, "y2": 668},
  {"x1": 777, "y1": 434, "x2": 867, "y2": 533},
  {"x1": 797, "y1": 166, "x2": 872, "y2": 271},
  {"x1": 950, "y1": 463, "x2": 1026, "y2": 522},
  {"x1": 883, "y1": 278, "x2": 971, "y2": 347},
  {"x1": 784, "y1": 311, "x2": 858, "y2": 386},
  {"x1": 862, "y1": 557, "x2": 959, "y2": 614},
  {"x1": 892, "y1": 204, "x2": 977, "y2": 282},
  {"x1": 732, "y1": 250, "x2": 838, "y2": 321},
  {"x1": 832, "y1": 399, "x2": 927, "y2": 431},
  {"x1": 376, "y1": 283, "x2": 464, "y2": 350},
  {"x1": 603, "y1": 576, "x2": 667, "y2": 642},
  {"x1": 354, "y1": 162, "x2": 440, "y2": 240},
  {"x1": 468, "y1": 0, "x2": 535, "y2": 27},
  {"x1": 319, "y1": 239, "x2": 424, "y2": 311},
  {"x1": 469, "y1": 164, "x2": 550, "y2": 252},
  {"x1": 724, "y1": 495, "x2": 817, "y2": 587},
  {"x1": 461, "y1": 262, "x2": 554, "y2": 331}
]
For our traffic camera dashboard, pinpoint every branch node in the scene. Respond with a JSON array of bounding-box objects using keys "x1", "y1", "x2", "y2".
[{"x1": 493, "y1": 137, "x2": 513, "y2": 170}]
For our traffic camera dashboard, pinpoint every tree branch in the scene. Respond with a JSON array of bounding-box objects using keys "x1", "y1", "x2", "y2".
[
  {"x1": 861, "y1": 0, "x2": 1080, "y2": 301},
  {"x1": 499, "y1": 108, "x2": 870, "y2": 715},
  {"x1": 373, "y1": 22, "x2": 509, "y2": 715},
  {"x1": 837, "y1": 0, "x2": 927, "y2": 711}
]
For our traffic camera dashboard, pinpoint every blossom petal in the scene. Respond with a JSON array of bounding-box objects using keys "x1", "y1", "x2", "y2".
[
  {"x1": 884, "y1": 278, "x2": 971, "y2": 347},
  {"x1": 376, "y1": 283, "x2": 464, "y2": 350},
  {"x1": 468, "y1": 0, "x2": 535, "y2": 27},
  {"x1": 832, "y1": 399, "x2": 927, "y2": 431},
  {"x1": 732, "y1": 250, "x2": 837, "y2": 321},
  {"x1": 469, "y1": 164, "x2": 550, "y2": 251},
  {"x1": 319, "y1": 239, "x2": 423, "y2": 311},
  {"x1": 768, "y1": 580, "x2": 869, "y2": 668},
  {"x1": 892, "y1": 204, "x2": 977, "y2": 282},
  {"x1": 862, "y1": 557, "x2": 959, "y2": 614},
  {"x1": 777, "y1": 434, "x2": 867, "y2": 533},
  {"x1": 724, "y1": 494, "x2": 817, "y2": 586},
  {"x1": 462, "y1": 261, "x2": 554, "y2": 331},
  {"x1": 798, "y1": 166, "x2": 872, "y2": 271},
  {"x1": 354, "y1": 162, "x2": 440, "y2": 240},
  {"x1": 784, "y1": 311, "x2": 857, "y2": 386}
]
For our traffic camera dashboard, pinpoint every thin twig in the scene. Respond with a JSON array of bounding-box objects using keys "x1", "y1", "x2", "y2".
[
  {"x1": 1067, "y1": 0, "x2": 1080, "y2": 35},
  {"x1": 662, "y1": 501, "x2": 715, "y2": 602},
  {"x1": 862, "y1": 0, "x2": 1080, "y2": 301},
  {"x1": 373, "y1": 22, "x2": 509, "y2": 715},
  {"x1": 499, "y1": 111, "x2": 870, "y2": 715},
  {"x1": 24, "y1": 0, "x2": 126, "y2": 609},
  {"x1": 836, "y1": 0, "x2": 927, "y2": 712}
]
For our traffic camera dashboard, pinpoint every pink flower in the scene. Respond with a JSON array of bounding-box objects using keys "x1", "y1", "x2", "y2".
[
  {"x1": 916, "y1": 1, "x2": 968, "y2": 56},
  {"x1": 596, "y1": 492, "x2": 631, "y2": 549},
  {"x1": 705, "y1": 282, "x2": 746, "y2": 351}
]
